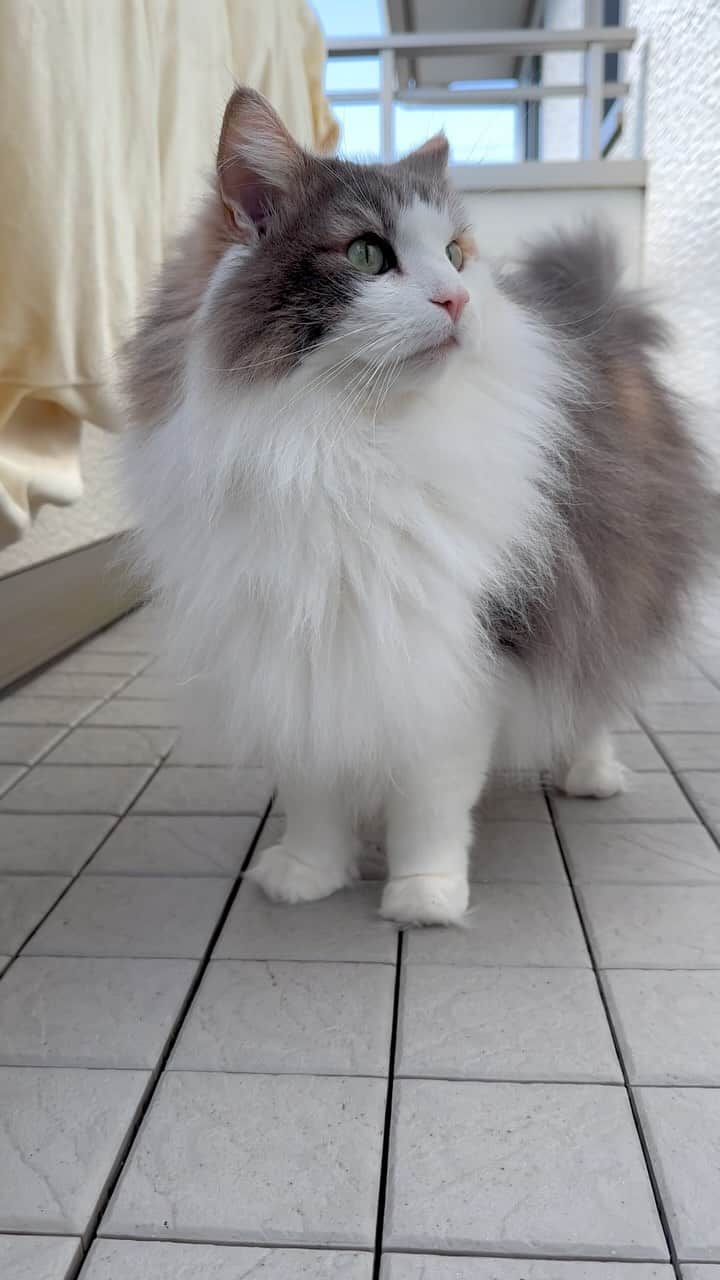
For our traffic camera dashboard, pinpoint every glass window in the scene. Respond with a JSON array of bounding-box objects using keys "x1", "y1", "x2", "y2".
[
  {"x1": 333, "y1": 103, "x2": 381, "y2": 161},
  {"x1": 317, "y1": 4, "x2": 520, "y2": 166},
  {"x1": 325, "y1": 57, "x2": 380, "y2": 94},
  {"x1": 312, "y1": 0, "x2": 384, "y2": 38},
  {"x1": 395, "y1": 104, "x2": 519, "y2": 165}
]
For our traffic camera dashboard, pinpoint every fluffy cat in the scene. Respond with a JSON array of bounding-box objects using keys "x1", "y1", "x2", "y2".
[{"x1": 122, "y1": 87, "x2": 710, "y2": 925}]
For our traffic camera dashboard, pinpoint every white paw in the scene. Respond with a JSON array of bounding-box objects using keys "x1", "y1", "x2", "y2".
[
  {"x1": 562, "y1": 757, "x2": 626, "y2": 798},
  {"x1": 380, "y1": 874, "x2": 469, "y2": 926},
  {"x1": 248, "y1": 844, "x2": 354, "y2": 905}
]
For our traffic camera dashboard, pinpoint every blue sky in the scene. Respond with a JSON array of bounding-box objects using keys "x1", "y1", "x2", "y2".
[{"x1": 312, "y1": 0, "x2": 518, "y2": 163}]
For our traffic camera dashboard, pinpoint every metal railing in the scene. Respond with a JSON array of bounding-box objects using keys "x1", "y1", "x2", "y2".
[{"x1": 326, "y1": 26, "x2": 638, "y2": 167}]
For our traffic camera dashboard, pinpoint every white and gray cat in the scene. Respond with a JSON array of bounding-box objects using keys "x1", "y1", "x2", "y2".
[{"x1": 122, "y1": 88, "x2": 710, "y2": 925}]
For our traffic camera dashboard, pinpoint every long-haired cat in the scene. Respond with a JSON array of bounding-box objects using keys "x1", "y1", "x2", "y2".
[{"x1": 122, "y1": 87, "x2": 710, "y2": 925}]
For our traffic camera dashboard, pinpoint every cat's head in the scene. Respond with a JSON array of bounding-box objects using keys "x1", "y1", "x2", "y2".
[{"x1": 203, "y1": 87, "x2": 477, "y2": 389}]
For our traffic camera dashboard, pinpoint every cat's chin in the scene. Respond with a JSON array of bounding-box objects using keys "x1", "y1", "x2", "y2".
[{"x1": 406, "y1": 334, "x2": 460, "y2": 370}]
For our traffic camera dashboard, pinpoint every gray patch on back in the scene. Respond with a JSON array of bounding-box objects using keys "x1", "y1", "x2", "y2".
[{"x1": 486, "y1": 224, "x2": 712, "y2": 730}]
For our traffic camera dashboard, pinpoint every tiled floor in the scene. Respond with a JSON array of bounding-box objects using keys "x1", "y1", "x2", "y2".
[{"x1": 1, "y1": 607, "x2": 720, "y2": 1279}]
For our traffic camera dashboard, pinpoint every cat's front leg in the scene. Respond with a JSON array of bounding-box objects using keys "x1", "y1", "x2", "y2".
[
  {"x1": 381, "y1": 733, "x2": 494, "y2": 927},
  {"x1": 249, "y1": 779, "x2": 358, "y2": 904}
]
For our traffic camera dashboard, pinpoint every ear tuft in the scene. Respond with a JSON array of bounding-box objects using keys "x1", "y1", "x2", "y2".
[
  {"x1": 398, "y1": 131, "x2": 450, "y2": 170},
  {"x1": 217, "y1": 87, "x2": 302, "y2": 240}
]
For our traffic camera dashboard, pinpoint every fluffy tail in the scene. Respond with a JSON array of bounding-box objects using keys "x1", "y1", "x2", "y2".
[{"x1": 505, "y1": 223, "x2": 670, "y2": 357}]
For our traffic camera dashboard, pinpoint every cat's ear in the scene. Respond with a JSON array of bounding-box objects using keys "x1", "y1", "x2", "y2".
[
  {"x1": 217, "y1": 87, "x2": 302, "y2": 239},
  {"x1": 398, "y1": 132, "x2": 449, "y2": 171}
]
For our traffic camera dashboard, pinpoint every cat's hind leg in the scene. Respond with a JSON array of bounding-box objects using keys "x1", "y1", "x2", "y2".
[
  {"x1": 558, "y1": 725, "x2": 626, "y2": 798},
  {"x1": 249, "y1": 779, "x2": 358, "y2": 904}
]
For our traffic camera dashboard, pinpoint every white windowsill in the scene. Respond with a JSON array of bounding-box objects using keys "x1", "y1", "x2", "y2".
[{"x1": 450, "y1": 159, "x2": 645, "y2": 191}]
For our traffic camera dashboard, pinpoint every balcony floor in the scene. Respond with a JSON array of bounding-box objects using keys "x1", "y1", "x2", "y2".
[{"x1": 1, "y1": 604, "x2": 720, "y2": 1278}]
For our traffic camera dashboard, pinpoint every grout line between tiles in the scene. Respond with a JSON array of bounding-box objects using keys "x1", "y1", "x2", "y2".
[
  {"x1": 382, "y1": 1245, "x2": 677, "y2": 1262},
  {"x1": 635, "y1": 713, "x2": 720, "y2": 853},
  {"x1": 372, "y1": 931, "x2": 403, "y2": 1280},
  {"x1": 694, "y1": 660, "x2": 720, "y2": 693},
  {"x1": 545, "y1": 788, "x2": 683, "y2": 1279},
  {"x1": 86, "y1": 1235, "x2": 680, "y2": 1263},
  {"x1": 95, "y1": 1233, "x2": 373, "y2": 1254},
  {"x1": 64, "y1": 797, "x2": 275, "y2": 1278},
  {"x1": 0, "y1": 1228, "x2": 681, "y2": 1265},
  {"x1": 0, "y1": 674, "x2": 160, "y2": 776},
  {"x1": 130, "y1": 809, "x2": 270, "y2": 818},
  {"x1": 0, "y1": 741, "x2": 177, "y2": 979}
]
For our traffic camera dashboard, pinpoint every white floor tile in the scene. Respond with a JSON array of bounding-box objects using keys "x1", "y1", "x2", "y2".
[
  {"x1": 43, "y1": 727, "x2": 175, "y2": 767},
  {"x1": 168, "y1": 734, "x2": 243, "y2": 766},
  {"x1": 477, "y1": 783, "x2": 550, "y2": 822},
  {"x1": 385, "y1": 1080, "x2": 666, "y2": 1257},
  {"x1": 612, "y1": 733, "x2": 667, "y2": 772},
  {"x1": 0, "y1": 765, "x2": 154, "y2": 815},
  {"x1": 0, "y1": 764, "x2": 26, "y2": 795},
  {"x1": 0, "y1": 875, "x2": 69, "y2": 954},
  {"x1": 636, "y1": 1087, "x2": 720, "y2": 1260},
  {"x1": 117, "y1": 675, "x2": 180, "y2": 700},
  {"x1": 0, "y1": 814, "x2": 114, "y2": 875},
  {"x1": 561, "y1": 822, "x2": 720, "y2": 884},
  {"x1": 579, "y1": 884, "x2": 720, "y2": 968},
  {"x1": 658, "y1": 734, "x2": 720, "y2": 772},
  {"x1": 0, "y1": 724, "x2": 65, "y2": 765},
  {"x1": 133, "y1": 766, "x2": 271, "y2": 815},
  {"x1": 54, "y1": 650, "x2": 151, "y2": 676},
  {"x1": 680, "y1": 772, "x2": 720, "y2": 837},
  {"x1": 603, "y1": 970, "x2": 720, "y2": 1085},
  {"x1": 21, "y1": 672, "x2": 127, "y2": 700},
  {"x1": 171, "y1": 959, "x2": 395, "y2": 1075},
  {"x1": 468, "y1": 821, "x2": 567, "y2": 881},
  {"x1": 83, "y1": 631, "x2": 153, "y2": 655},
  {"x1": 215, "y1": 881, "x2": 397, "y2": 963},
  {"x1": 397, "y1": 965, "x2": 619, "y2": 1081},
  {"x1": 25, "y1": 875, "x2": 231, "y2": 958},
  {"x1": 103, "y1": 1071, "x2": 385, "y2": 1247},
  {"x1": 405, "y1": 884, "x2": 589, "y2": 967},
  {"x1": 643, "y1": 677, "x2": 720, "y2": 705},
  {"x1": 552, "y1": 773, "x2": 696, "y2": 823},
  {"x1": 88, "y1": 814, "x2": 260, "y2": 876},
  {"x1": 0, "y1": 1234, "x2": 81, "y2": 1280},
  {"x1": 0, "y1": 956, "x2": 197, "y2": 1068},
  {"x1": 0, "y1": 696, "x2": 101, "y2": 726},
  {"x1": 641, "y1": 704, "x2": 720, "y2": 734},
  {"x1": 87, "y1": 700, "x2": 181, "y2": 728},
  {"x1": 0, "y1": 1066, "x2": 148, "y2": 1236}
]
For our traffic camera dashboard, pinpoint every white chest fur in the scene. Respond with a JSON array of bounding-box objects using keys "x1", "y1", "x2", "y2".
[{"x1": 127, "y1": 277, "x2": 563, "y2": 787}]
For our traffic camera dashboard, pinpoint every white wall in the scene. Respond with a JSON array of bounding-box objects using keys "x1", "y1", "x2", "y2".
[
  {"x1": 462, "y1": 185, "x2": 644, "y2": 282},
  {"x1": 616, "y1": 1, "x2": 720, "y2": 473},
  {"x1": 540, "y1": 0, "x2": 584, "y2": 161}
]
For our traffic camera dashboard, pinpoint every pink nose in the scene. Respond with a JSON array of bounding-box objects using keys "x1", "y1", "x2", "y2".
[{"x1": 432, "y1": 286, "x2": 469, "y2": 325}]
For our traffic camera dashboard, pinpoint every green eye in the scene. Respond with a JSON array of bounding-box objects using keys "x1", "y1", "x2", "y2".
[
  {"x1": 446, "y1": 240, "x2": 464, "y2": 271},
  {"x1": 347, "y1": 236, "x2": 395, "y2": 275}
]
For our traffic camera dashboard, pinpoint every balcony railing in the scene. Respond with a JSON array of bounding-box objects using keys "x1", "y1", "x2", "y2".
[{"x1": 326, "y1": 26, "x2": 642, "y2": 183}]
